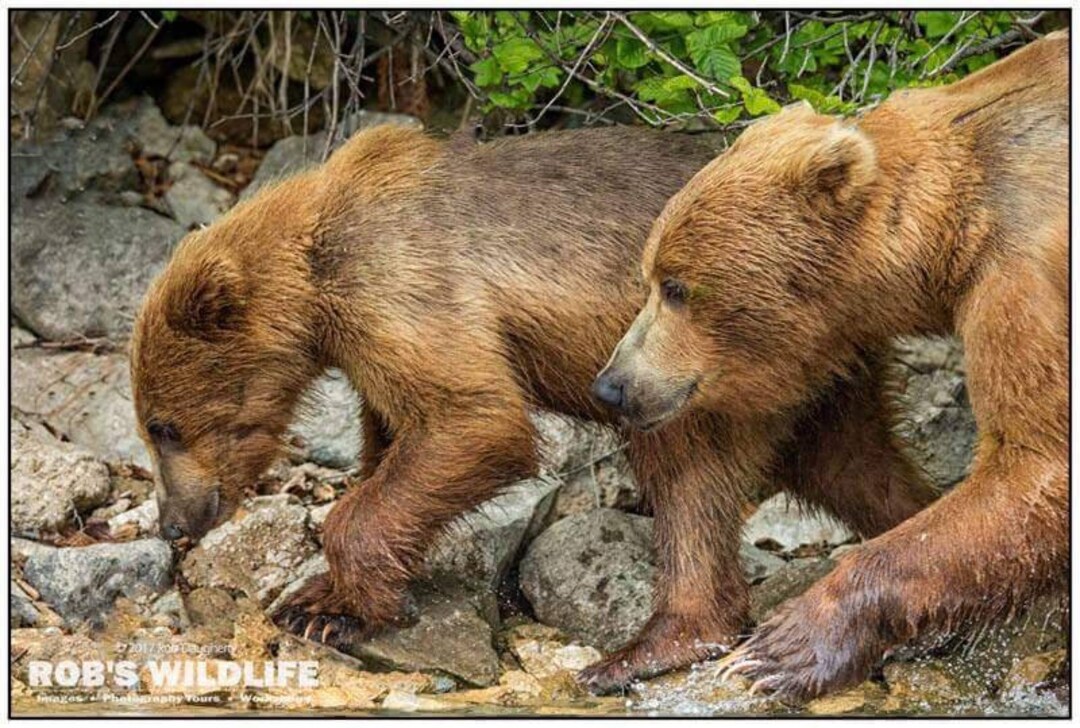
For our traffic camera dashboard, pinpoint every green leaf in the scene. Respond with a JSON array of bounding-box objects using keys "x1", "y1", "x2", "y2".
[
  {"x1": 635, "y1": 75, "x2": 689, "y2": 101},
  {"x1": 615, "y1": 37, "x2": 651, "y2": 69},
  {"x1": 635, "y1": 11, "x2": 695, "y2": 32},
  {"x1": 712, "y1": 106, "x2": 742, "y2": 124},
  {"x1": 453, "y1": 12, "x2": 491, "y2": 54},
  {"x1": 917, "y1": 11, "x2": 958, "y2": 39},
  {"x1": 686, "y1": 26, "x2": 743, "y2": 82},
  {"x1": 729, "y1": 76, "x2": 779, "y2": 116},
  {"x1": 161, "y1": 10, "x2": 179, "y2": 22},
  {"x1": 492, "y1": 37, "x2": 545, "y2": 74},
  {"x1": 518, "y1": 65, "x2": 561, "y2": 93},
  {"x1": 488, "y1": 87, "x2": 532, "y2": 109},
  {"x1": 470, "y1": 57, "x2": 503, "y2": 87}
]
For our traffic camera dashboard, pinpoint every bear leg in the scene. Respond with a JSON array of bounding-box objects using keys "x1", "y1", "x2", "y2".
[
  {"x1": 722, "y1": 256, "x2": 1068, "y2": 700},
  {"x1": 578, "y1": 411, "x2": 783, "y2": 693},
  {"x1": 776, "y1": 352, "x2": 938, "y2": 539}
]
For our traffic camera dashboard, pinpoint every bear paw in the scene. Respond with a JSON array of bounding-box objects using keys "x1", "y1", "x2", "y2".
[{"x1": 577, "y1": 614, "x2": 736, "y2": 694}]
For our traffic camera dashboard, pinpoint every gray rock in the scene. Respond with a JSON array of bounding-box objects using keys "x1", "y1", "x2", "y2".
[
  {"x1": 290, "y1": 369, "x2": 363, "y2": 468},
  {"x1": 519, "y1": 508, "x2": 655, "y2": 652},
  {"x1": 243, "y1": 111, "x2": 422, "y2": 198},
  {"x1": 346, "y1": 583, "x2": 500, "y2": 687},
  {"x1": 894, "y1": 337, "x2": 976, "y2": 489},
  {"x1": 426, "y1": 477, "x2": 561, "y2": 592},
  {"x1": 742, "y1": 494, "x2": 854, "y2": 554},
  {"x1": 121, "y1": 96, "x2": 216, "y2": 163},
  {"x1": 181, "y1": 495, "x2": 318, "y2": 605},
  {"x1": 750, "y1": 557, "x2": 836, "y2": 623},
  {"x1": 11, "y1": 537, "x2": 55, "y2": 562},
  {"x1": 11, "y1": 349, "x2": 149, "y2": 468},
  {"x1": 11, "y1": 581, "x2": 39, "y2": 627},
  {"x1": 10, "y1": 325, "x2": 36, "y2": 350},
  {"x1": 164, "y1": 161, "x2": 233, "y2": 228},
  {"x1": 22, "y1": 539, "x2": 174, "y2": 626},
  {"x1": 11, "y1": 197, "x2": 184, "y2": 340},
  {"x1": 11, "y1": 412, "x2": 111, "y2": 533},
  {"x1": 11, "y1": 117, "x2": 136, "y2": 202},
  {"x1": 108, "y1": 500, "x2": 159, "y2": 536},
  {"x1": 740, "y1": 541, "x2": 787, "y2": 585},
  {"x1": 266, "y1": 553, "x2": 328, "y2": 615}
]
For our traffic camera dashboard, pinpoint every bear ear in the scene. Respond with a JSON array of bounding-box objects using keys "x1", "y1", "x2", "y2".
[
  {"x1": 792, "y1": 124, "x2": 877, "y2": 210},
  {"x1": 163, "y1": 256, "x2": 247, "y2": 339}
]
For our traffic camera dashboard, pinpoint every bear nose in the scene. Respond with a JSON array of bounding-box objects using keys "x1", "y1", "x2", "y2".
[
  {"x1": 161, "y1": 523, "x2": 185, "y2": 541},
  {"x1": 592, "y1": 372, "x2": 626, "y2": 411}
]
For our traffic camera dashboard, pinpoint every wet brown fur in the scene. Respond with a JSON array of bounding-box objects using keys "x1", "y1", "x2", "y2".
[{"x1": 600, "y1": 32, "x2": 1068, "y2": 699}]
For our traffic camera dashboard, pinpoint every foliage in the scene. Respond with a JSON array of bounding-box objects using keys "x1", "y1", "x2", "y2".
[{"x1": 446, "y1": 10, "x2": 1050, "y2": 128}]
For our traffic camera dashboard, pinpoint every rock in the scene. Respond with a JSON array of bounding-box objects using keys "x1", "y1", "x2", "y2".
[
  {"x1": 531, "y1": 412, "x2": 623, "y2": 475},
  {"x1": 290, "y1": 369, "x2": 363, "y2": 468},
  {"x1": 805, "y1": 683, "x2": 885, "y2": 715},
  {"x1": 120, "y1": 96, "x2": 216, "y2": 163},
  {"x1": 750, "y1": 557, "x2": 836, "y2": 623},
  {"x1": 309, "y1": 503, "x2": 335, "y2": 530},
  {"x1": 11, "y1": 119, "x2": 136, "y2": 203},
  {"x1": 505, "y1": 622, "x2": 603, "y2": 679},
  {"x1": 519, "y1": 508, "x2": 654, "y2": 652},
  {"x1": 164, "y1": 161, "x2": 233, "y2": 228},
  {"x1": 266, "y1": 553, "x2": 328, "y2": 615},
  {"x1": 11, "y1": 581, "x2": 40, "y2": 627},
  {"x1": 10, "y1": 628, "x2": 109, "y2": 685},
  {"x1": 381, "y1": 690, "x2": 454, "y2": 713},
  {"x1": 740, "y1": 541, "x2": 787, "y2": 585},
  {"x1": 243, "y1": 111, "x2": 422, "y2": 198},
  {"x1": 21, "y1": 539, "x2": 174, "y2": 626},
  {"x1": 11, "y1": 198, "x2": 184, "y2": 340},
  {"x1": 345, "y1": 583, "x2": 501, "y2": 687},
  {"x1": 742, "y1": 494, "x2": 854, "y2": 554},
  {"x1": 109, "y1": 500, "x2": 159, "y2": 536},
  {"x1": 551, "y1": 449, "x2": 639, "y2": 519},
  {"x1": 11, "y1": 411, "x2": 111, "y2": 533},
  {"x1": 182, "y1": 495, "x2": 318, "y2": 605},
  {"x1": 10, "y1": 325, "x2": 36, "y2": 349},
  {"x1": 11, "y1": 349, "x2": 149, "y2": 468},
  {"x1": 11, "y1": 538, "x2": 54, "y2": 562},
  {"x1": 894, "y1": 336, "x2": 976, "y2": 489},
  {"x1": 1000, "y1": 650, "x2": 1067, "y2": 696},
  {"x1": 183, "y1": 587, "x2": 237, "y2": 640},
  {"x1": 882, "y1": 660, "x2": 971, "y2": 709},
  {"x1": 427, "y1": 478, "x2": 560, "y2": 592},
  {"x1": 151, "y1": 589, "x2": 189, "y2": 629}
]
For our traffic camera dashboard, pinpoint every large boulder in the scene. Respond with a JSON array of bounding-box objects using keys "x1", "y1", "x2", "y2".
[
  {"x1": 11, "y1": 197, "x2": 184, "y2": 340},
  {"x1": 11, "y1": 117, "x2": 136, "y2": 203},
  {"x1": 11, "y1": 411, "x2": 111, "y2": 533},
  {"x1": 21, "y1": 539, "x2": 174, "y2": 626},
  {"x1": 11, "y1": 348, "x2": 148, "y2": 468},
  {"x1": 519, "y1": 508, "x2": 654, "y2": 652}
]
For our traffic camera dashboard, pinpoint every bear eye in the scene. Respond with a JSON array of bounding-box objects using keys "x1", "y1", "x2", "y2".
[
  {"x1": 147, "y1": 421, "x2": 181, "y2": 445},
  {"x1": 660, "y1": 278, "x2": 688, "y2": 306}
]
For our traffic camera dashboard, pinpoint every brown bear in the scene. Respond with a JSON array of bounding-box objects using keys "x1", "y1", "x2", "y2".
[
  {"x1": 593, "y1": 31, "x2": 1067, "y2": 700},
  {"x1": 130, "y1": 124, "x2": 934, "y2": 692}
]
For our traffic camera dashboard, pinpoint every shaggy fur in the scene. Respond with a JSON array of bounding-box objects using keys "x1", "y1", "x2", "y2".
[{"x1": 596, "y1": 31, "x2": 1068, "y2": 699}]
